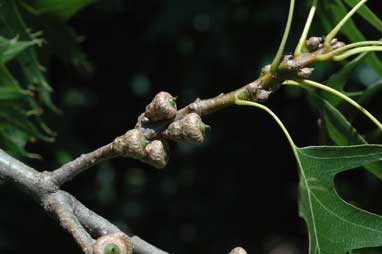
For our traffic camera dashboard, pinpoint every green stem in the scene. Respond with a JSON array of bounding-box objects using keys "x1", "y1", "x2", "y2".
[
  {"x1": 332, "y1": 46, "x2": 382, "y2": 61},
  {"x1": 283, "y1": 79, "x2": 382, "y2": 131},
  {"x1": 324, "y1": 0, "x2": 368, "y2": 46},
  {"x1": 270, "y1": 0, "x2": 295, "y2": 74},
  {"x1": 316, "y1": 41, "x2": 382, "y2": 61},
  {"x1": 234, "y1": 98, "x2": 296, "y2": 149},
  {"x1": 294, "y1": 0, "x2": 318, "y2": 56}
]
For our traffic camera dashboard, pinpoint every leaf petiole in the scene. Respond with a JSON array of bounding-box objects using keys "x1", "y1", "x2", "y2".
[
  {"x1": 234, "y1": 98, "x2": 296, "y2": 150},
  {"x1": 316, "y1": 41, "x2": 382, "y2": 61},
  {"x1": 332, "y1": 46, "x2": 382, "y2": 61},
  {"x1": 283, "y1": 79, "x2": 382, "y2": 131},
  {"x1": 324, "y1": 0, "x2": 368, "y2": 46},
  {"x1": 294, "y1": 0, "x2": 318, "y2": 56},
  {"x1": 270, "y1": 0, "x2": 295, "y2": 74}
]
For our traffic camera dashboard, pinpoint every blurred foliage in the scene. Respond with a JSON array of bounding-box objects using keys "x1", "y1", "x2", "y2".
[{"x1": 0, "y1": 0, "x2": 93, "y2": 158}]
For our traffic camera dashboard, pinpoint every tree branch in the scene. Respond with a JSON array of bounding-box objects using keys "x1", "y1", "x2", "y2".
[
  {"x1": 0, "y1": 35, "x2": 352, "y2": 254},
  {"x1": 0, "y1": 149, "x2": 170, "y2": 254},
  {"x1": 50, "y1": 144, "x2": 117, "y2": 187},
  {"x1": 46, "y1": 191, "x2": 94, "y2": 254}
]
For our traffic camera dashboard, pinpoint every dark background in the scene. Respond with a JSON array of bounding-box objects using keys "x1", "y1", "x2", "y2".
[{"x1": 1, "y1": 0, "x2": 382, "y2": 253}]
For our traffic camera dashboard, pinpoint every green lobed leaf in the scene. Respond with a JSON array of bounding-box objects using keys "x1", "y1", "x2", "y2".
[{"x1": 297, "y1": 144, "x2": 382, "y2": 254}]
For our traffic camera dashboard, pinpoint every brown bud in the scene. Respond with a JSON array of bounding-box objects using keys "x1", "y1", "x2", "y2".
[
  {"x1": 145, "y1": 91, "x2": 177, "y2": 122},
  {"x1": 163, "y1": 113, "x2": 207, "y2": 144},
  {"x1": 246, "y1": 82, "x2": 271, "y2": 103},
  {"x1": 306, "y1": 36, "x2": 323, "y2": 52},
  {"x1": 256, "y1": 89, "x2": 271, "y2": 102},
  {"x1": 283, "y1": 55, "x2": 293, "y2": 61},
  {"x1": 297, "y1": 67, "x2": 314, "y2": 78},
  {"x1": 331, "y1": 41, "x2": 346, "y2": 50},
  {"x1": 229, "y1": 247, "x2": 248, "y2": 254},
  {"x1": 93, "y1": 232, "x2": 132, "y2": 254},
  {"x1": 112, "y1": 129, "x2": 147, "y2": 159},
  {"x1": 143, "y1": 140, "x2": 169, "y2": 169}
]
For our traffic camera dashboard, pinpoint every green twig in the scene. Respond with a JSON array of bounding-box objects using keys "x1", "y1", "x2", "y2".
[
  {"x1": 283, "y1": 79, "x2": 382, "y2": 131},
  {"x1": 294, "y1": 0, "x2": 318, "y2": 56},
  {"x1": 234, "y1": 98, "x2": 296, "y2": 149},
  {"x1": 332, "y1": 46, "x2": 382, "y2": 61},
  {"x1": 324, "y1": 0, "x2": 368, "y2": 46},
  {"x1": 270, "y1": 0, "x2": 295, "y2": 74},
  {"x1": 316, "y1": 41, "x2": 382, "y2": 61}
]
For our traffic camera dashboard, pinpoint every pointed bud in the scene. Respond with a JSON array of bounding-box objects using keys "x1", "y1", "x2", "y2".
[
  {"x1": 143, "y1": 140, "x2": 169, "y2": 169},
  {"x1": 112, "y1": 129, "x2": 147, "y2": 159},
  {"x1": 145, "y1": 91, "x2": 177, "y2": 121},
  {"x1": 163, "y1": 113, "x2": 207, "y2": 144}
]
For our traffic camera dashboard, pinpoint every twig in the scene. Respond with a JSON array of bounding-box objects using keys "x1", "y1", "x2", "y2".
[
  {"x1": 46, "y1": 192, "x2": 94, "y2": 254},
  {"x1": 50, "y1": 144, "x2": 117, "y2": 187}
]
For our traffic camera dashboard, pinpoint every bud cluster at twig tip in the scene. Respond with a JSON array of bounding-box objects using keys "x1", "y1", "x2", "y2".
[
  {"x1": 112, "y1": 129, "x2": 169, "y2": 169},
  {"x1": 163, "y1": 113, "x2": 209, "y2": 144},
  {"x1": 144, "y1": 91, "x2": 177, "y2": 121},
  {"x1": 93, "y1": 232, "x2": 132, "y2": 254}
]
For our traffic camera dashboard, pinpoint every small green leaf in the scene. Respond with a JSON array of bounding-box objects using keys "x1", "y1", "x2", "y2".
[{"x1": 297, "y1": 144, "x2": 382, "y2": 254}]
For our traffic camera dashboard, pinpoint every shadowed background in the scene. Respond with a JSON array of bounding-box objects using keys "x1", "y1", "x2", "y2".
[{"x1": 0, "y1": 0, "x2": 381, "y2": 253}]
